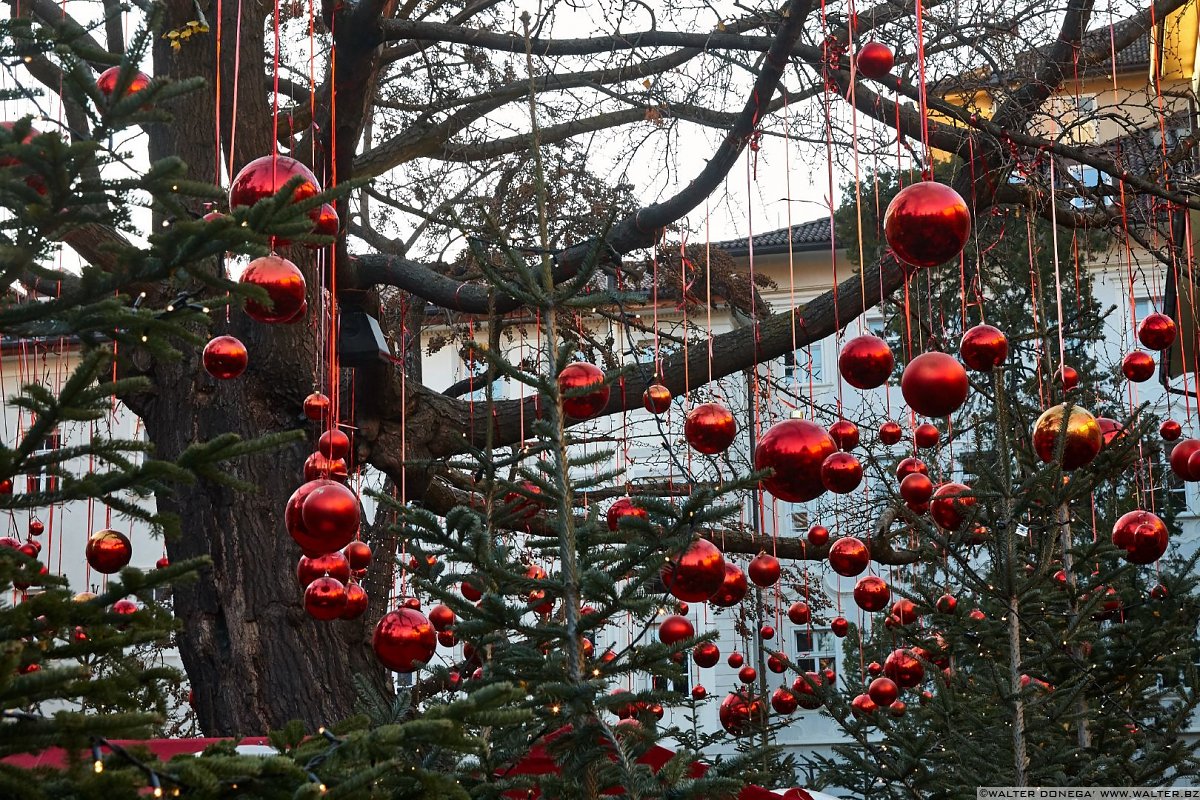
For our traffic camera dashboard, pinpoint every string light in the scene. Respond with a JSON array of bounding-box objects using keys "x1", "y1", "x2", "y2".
[{"x1": 91, "y1": 742, "x2": 103, "y2": 774}]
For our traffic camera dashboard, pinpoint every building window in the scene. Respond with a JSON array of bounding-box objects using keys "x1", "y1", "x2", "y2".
[
  {"x1": 789, "y1": 511, "x2": 809, "y2": 534},
  {"x1": 1134, "y1": 297, "x2": 1162, "y2": 323},
  {"x1": 25, "y1": 431, "x2": 60, "y2": 495},
  {"x1": 1067, "y1": 94, "x2": 1099, "y2": 143},
  {"x1": 1063, "y1": 164, "x2": 1113, "y2": 209},
  {"x1": 782, "y1": 341, "x2": 824, "y2": 384},
  {"x1": 1154, "y1": 450, "x2": 1188, "y2": 513},
  {"x1": 652, "y1": 673, "x2": 689, "y2": 694},
  {"x1": 792, "y1": 628, "x2": 838, "y2": 682}
]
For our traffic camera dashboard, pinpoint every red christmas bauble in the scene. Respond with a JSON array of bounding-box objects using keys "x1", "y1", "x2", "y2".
[
  {"x1": 307, "y1": 203, "x2": 339, "y2": 248},
  {"x1": 693, "y1": 642, "x2": 720, "y2": 668},
  {"x1": 884, "y1": 648, "x2": 925, "y2": 688},
  {"x1": 936, "y1": 593, "x2": 958, "y2": 614},
  {"x1": 202, "y1": 335, "x2": 248, "y2": 380},
  {"x1": 607, "y1": 497, "x2": 648, "y2": 531},
  {"x1": 1151, "y1": 583, "x2": 1169, "y2": 600},
  {"x1": 960, "y1": 324, "x2": 1009, "y2": 371},
  {"x1": 112, "y1": 598, "x2": 138, "y2": 615},
  {"x1": 229, "y1": 155, "x2": 320, "y2": 210},
  {"x1": 820, "y1": 451, "x2": 863, "y2": 494},
  {"x1": 285, "y1": 480, "x2": 336, "y2": 554},
  {"x1": 428, "y1": 604, "x2": 456, "y2": 632},
  {"x1": 755, "y1": 418, "x2": 836, "y2": 502},
  {"x1": 708, "y1": 562, "x2": 749, "y2": 607},
  {"x1": 884, "y1": 182, "x2": 971, "y2": 268},
  {"x1": 340, "y1": 583, "x2": 368, "y2": 620},
  {"x1": 838, "y1": 335, "x2": 894, "y2": 390},
  {"x1": 719, "y1": 691, "x2": 766, "y2": 736},
  {"x1": 868, "y1": 677, "x2": 899, "y2": 707},
  {"x1": 738, "y1": 666, "x2": 757, "y2": 684},
  {"x1": 240, "y1": 255, "x2": 306, "y2": 323},
  {"x1": 304, "y1": 576, "x2": 348, "y2": 621},
  {"x1": 373, "y1": 608, "x2": 437, "y2": 672},
  {"x1": 659, "y1": 614, "x2": 695, "y2": 645},
  {"x1": 301, "y1": 452, "x2": 344, "y2": 484},
  {"x1": 807, "y1": 525, "x2": 830, "y2": 546},
  {"x1": 155, "y1": 556, "x2": 169, "y2": 569},
  {"x1": 899, "y1": 472, "x2": 934, "y2": 505},
  {"x1": 503, "y1": 481, "x2": 543, "y2": 520},
  {"x1": 771, "y1": 687, "x2": 798, "y2": 714},
  {"x1": 318, "y1": 428, "x2": 351, "y2": 460},
  {"x1": 461, "y1": 578, "x2": 483, "y2": 602},
  {"x1": 828, "y1": 537, "x2": 870, "y2": 577},
  {"x1": 85, "y1": 529, "x2": 132, "y2": 574},
  {"x1": 930, "y1": 482, "x2": 975, "y2": 531},
  {"x1": 913, "y1": 423, "x2": 939, "y2": 449},
  {"x1": 1121, "y1": 350, "x2": 1156, "y2": 383},
  {"x1": 889, "y1": 700, "x2": 907, "y2": 717},
  {"x1": 851, "y1": 693, "x2": 878, "y2": 717},
  {"x1": 642, "y1": 383, "x2": 672, "y2": 414},
  {"x1": 892, "y1": 598, "x2": 918, "y2": 624},
  {"x1": 767, "y1": 654, "x2": 787, "y2": 673},
  {"x1": 828, "y1": 419, "x2": 860, "y2": 450},
  {"x1": 684, "y1": 402, "x2": 736, "y2": 454},
  {"x1": 1112, "y1": 510, "x2": 1169, "y2": 565},
  {"x1": 343, "y1": 540, "x2": 371, "y2": 570},
  {"x1": 96, "y1": 67, "x2": 151, "y2": 98},
  {"x1": 1056, "y1": 365, "x2": 1079, "y2": 391},
  {"x1": 28, "y1": 519, "x2": 43, "y2": 536},
  {"x1": 18, "y1": 540, "x2": 39, "y2": 557},
  {"x1": 303, "y1": 392, "x2": 331, "y2": 421},
  {"x1": 691, "y1": 685, "x2": 707, "y2": 700},
  {"x1": 661, "y1": 539, "x2": 726, "y2": 602},
  {"x1": 299, "y1": 480, "x2": 360, "y2": 552},
  {"x1": 1032, "y1": 404, "x2": 1102, "y2": 470},
  {"x1": 0, "y1": 537, "x2": 22, "y2": 549},
  {"x1": 759, "y1": 625, "x2": 775, "y2": 640},
  {"x1": 1171, "y1": 439, "x2": 1200, "y2": 480},
  {"x1": 727, "y1": 652, "x2": 744, "y2": 668},
  {"x1": 968, "y1": 608, "x2": 986, "y2": 621},
  {"x1": 867, "y1": 661, "x2": 883, "y2": 676},
  {"x1": 787, "y1": 602, "x2": 810, "y2": 624},
  {"x1": 1138, "y1": 312, "x2": 1177, "y2": 351},
  {"x1": 831, "y1": 616, "x2": 849, "y2": 637},
  {"x1": 297, "y1": 551, "x2": 350, "y2": 587},
  {"x1": 879, "y1": 420, "x2": 903, "y2": 445},
  {"x1": 1161, "y1": 419, "x2": 1183, "y2": 441},
  {"x1": 853, "y1": 575, "x2": 890, "y2": 612},
  {"x1": 895, "y1": 456, "x2": 928, "y2": 482},
  {"x1": 558, "y1": 362, "x2": 610, "y2": 420},
  {"x1": 748, "y1": 553, "x2": 781, "y2": 587},
  {"x1": 901, "y1": 352, "x2": 969, "y2": 417},
  {"x1": 856, "y1": 41, "x2": 895, "y2": 79}
]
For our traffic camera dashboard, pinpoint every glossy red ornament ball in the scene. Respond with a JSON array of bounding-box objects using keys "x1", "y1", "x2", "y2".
[
  {"x1": 960, "y1": 324, "x2": 1009, "y2": 371},
  {"x1": 771, "y1": 687, "x2": 798, "y2": 714},
  {"x1": 853, "y1": 575, "x2": 891, "y2": 612},
  {"x1": 684, "y1": 402, "x2": 736, "y2": 454},
  {"x1": 748, "y1": 553, "x2": 781, "y2": 587},
  {"x1": 755, "y1": 418, "x2": 836, "y2": 502},
  {"x1": 968, "y1": 608, "x2": 987, "y2": 621},
  {"x1": 284, "y1": 480, "x2": 336, "y2": 554},
  {"x1": 1122, "y1": 350, "x2": 1156, "y2": 383},
  {"x1": 856, "y1": 41, "x2": 895, "y2": 79},
  {"x1": 691, "y1": 685, "x2": 708, "y2": 700},
  {"x1": 738, "y1": 666, "x2": 758, "y2": 684},
  {"x1": 719, "y1": 691, "x2": 766, "y2": 736},
  {"x1": 1056, "y1": 365, "x2": 1080, "y2": 391},
  {"x1": 1161, "y1": 419, "x2": 1183, "y2": 441},
  {"x1": 557, "y1": 362, "x2": 610, "y2": 420},
  {"x1": 936, "y1": 593, "x2": 958, "y2": 614},
  {"x1": 899, "y1": 472, "x2": 934, "y2": 506},
  {"x1": 240, "y1": 255, "x2": 306, "y2": 324},
  {"x1": 831, "y1": 616, "x2": 849, "y2": 637},
  {"x1": 304, "y1": 452, "x2": 348, "y2": 483},
  {"x1": 828, "y1": 419, "x2": 860, "y2": 450},
  {"x1": 901, "y1": 352, "x2": 969, "y2": 417},
  {"x1": 607, "y1": 497, "x2": 648, "y2": 531},
  {"x1": 759, "y1": 625, "x2": 775, "y2": 640},
  {"x1": 400, "y1": 597, "x2": 420, "y2": 611},
  {"x1": 340, "y1": 583, "x2": 368, "y2": 620},
  {"x1": 299, "y1": 480, "x2": 360, "y2": 552},
  {"x1": 889, "y1": 700, "x2": 907, "y2": 717},
  {"x1": 930, "y1": 482, "x2": 975, "y2": 531},
  {"x1": 787, "y1": 602, "x2": 810, "y2": 625},
  {"x1": 96, "y1": 67, "x2": 151, "y2": 98},
  {"x1": 821, "y1": 452, "x2": 863, "y2": 494},
  {"x1": 659, "y1": 614, "x2": 695, "y2": 645},
  {"x1": 868, "y1": 677, "x2": 899, "y2": 707},
  {"x1": 807, "y1": 525, "x2": 829, "y2": 547},
  {"x1": 303, "y1": 392, "x2": 331, "y2": 421},
  {"x1": 1112, "y1": 510, "x2": 1169, "y2": 565},
  {"x1": 373, "y1": 608, "x2": 437, "y2": 672},
  {"x1": 896, "y1": 456, "x2": 928, "y2": 482},
  {"x1": 229, "y1": 155, "x2": 320, "y2": 210},
  {"x1": 304, "y1": 576, "x2": 348, "y2": 620},
  {"x1": 838, "y1": 335, "x2": 894, "y2": 390},
  {"x1": 1032, "y1": 404, "x2": 1102, "y2": 470},
  {"x1": 1138, "y1": 312, "x2": 1177, "y2": 351},
  {"x1": 642, "y1": 383, "x2": 671, "y2": 414},
  {"x1": 892, "y1": 598, "x2": 918, "y2": 624},
  {"x1": 661, "y1": 539, "x2": 727, "y2": 602},
  {"x1": 767, "y1": 654, "x2": 787, "y2": 673},
  {"x1": 155, "y1": 556, "x2": 169, "y2": 569},
  {"x1": 307, "y1": 203, "x2": 339, "y2": 248},
  {"x1": 1151, "y1": 583, "x2": 1169, "y2": 600},
  {"x1": 428, "y1": 604, "x2": 456, "y2": 632},
  {"x1": 708, "y1": 562, "x2": 749, "y2": 607},
  {"x1": 727, "y1": 651, "x2": 744, "y2": 668},
  {"x1": 461, "y1": 579, "x2": 483, "y2": 602},
  {"x1": 851, "y1": 693, "x2": 878, "y2": 717},
  {"x1": 318, "y1": 428, "x2": 351, "y2": 460},
  {"x1": 867, "y1": 661, "x2": 883, "y2": 677},
  {"x1": 884, "y1": 648, "x2": 925, "y2": 688},
  {"x1": 693, "y1": 641, "x2": 721, "y2": 668},
  {"x1": 18, "y1": 540, "x2": 38, "y2": 558},
  {"x1": 913, "y1": 423, "x2": 939, "y2": 449},
  {"x1": 85, "y1": 529, "x2": 132, "y2": 574},
  {"x1": 884, "y1": 182, "x2": 972, "y2": 268},
  {"x1": 297, "y1": 551, "x2": 350, "y2": 587},
  {"x1": 0, "y1": 537, "x2": 22, "y2": 550},
  {"x1": 829, "y1": 537, "x2": 870, "y2": 577},
  {"x1": 112, "y1": 598, "x2": 138, "y2": 615},
  {"x1": 879, "y1": 420, "x2": 903, "y2": 445},
  {"x1": 202, "y1": 335, "x2": 248, "y2": 380},
  {"x1": 28, "y1": 519, "x2": 43, "y2": 536},
  {"x1": 343, "y1": 540, "x2": 371, "y2": 570},
  {"x1": 1171, "y1": 439, "x2": 1200, "y2": 481}
]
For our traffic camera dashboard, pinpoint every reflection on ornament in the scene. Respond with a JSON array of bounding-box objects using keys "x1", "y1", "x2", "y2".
[
  {"x1": 642, "y1": 383, "x2": 672, "y2": 414},
  {"x1": 755, "y1": 419, "x2": 836, "y2": 502},
  {"x1": 853, "y1": 575, "x2": 890, "y2": 612},
  {"x1": 606, "y1": 497, "x2": 648, "y2": 531},
  {"x1": 85, "y1": 529, "x2": 132, "y2": 574},
  {"x1": 1121, "y1": 350, "x2": 1155, "y2": 383},
  {"x1": 959, "y1": 324, "x2": 1009, "y2": 370},
  {"x1": 96, "y1": 67, "x2": 151, "y2": 98},
  {"x1": 883, "y1": 182, "x2": 971, "y2": 268},
  {"x1": 304, "y1": 576, "x2": 348, "y2": 620},
  {"x1": 684, "y1": 402, "x2": 736, "y2": 454},
  {"x1": 838, "y1": 335, "x2": 894, "y2": 389},
  {"x1": 828, "y1": 419, "x2": 860, "y2": 450},
  {"x1": 1032, "y1": 404, "x2": 1102, "y2": 470},
  {"x1": 821, "y1": 452, "x2": 863, "y2": 494},
  {"x1": 373, "y1": 608, "x2": 437, "y2": 672},
  {"x1": 807, "y1": 525, "x2": 829, "y2": 546},
  {"x1": 856, "y1": 42, "x2": 895, "y2": 79},
  {"x1": 708, "y1": 562, "x2": 749, "y2": 607},
  {"x1": 661, "y1": 539, "x2": 726, "y2": 602},
  {"x1": 557, "y1": 362, "x2": 610, "y2": 420},
  {"x1": 1112, "y1": 510, "x2": 1169, "y2": 565},
  {"x1": 901, "y1": 352, "x2": 969, "y2": 417},
  {"x1": 240, "y1": 255, "x2": 306, "y2": 323},
  {"x1": 828, "y1": 537, "x2": 870, "y2": 577},
  {"x1": 1137, "y1": 312, "x2": 1177, "y2": 351},
  {"x1": 202, "y1": 335, "x2": 248, "y2": 380}
]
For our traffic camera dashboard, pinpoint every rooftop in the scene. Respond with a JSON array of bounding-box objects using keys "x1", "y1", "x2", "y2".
[{"x1": 711, "y1": 218, "x2": 834, "y2": 257}]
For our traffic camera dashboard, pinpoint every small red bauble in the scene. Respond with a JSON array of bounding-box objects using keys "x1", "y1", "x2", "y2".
[
  {"x1": 1032, "y1": 404, "x2": 1102, "y2": 470},
  {"x1": 373, "y1": 608, "x2": 437, "y2": 672},
  {"x1": 738, "y1": 666, "x2": 758, "y2": 684},
  {"x1": 1121, "y1": 350, "x2": 1156, "y2": 383},
  {"x1": 759, "y1": 625, "x2": 775, "y2": 640},
  {"x1": 112, "y1": 598, "x2": 138, "y2": 615},
  {"x1": 879, "y1": 420, "x2": 903, "y2": 445},
  {"x1": 461, "y1": 578, "x2": 483, "y2": 602},
  {"x1": 299, "y1": 480, "x2": 360, "y2": 552},
  {"x1": 807, "y1": 525, "x2": 829, "y2": 546},
  {"x1": 201, "y1": 335, "x2": 248, "y2": 380},
  {"x1": 930, "y1": 482, "x2": 975, "y2": 531},
  {"x1": 1112, "y1": 510, "x2": 1169, "y2": 565},
  {"x1": 318, "y1": 428, "x2": 351, "y2": 460},
  {"x1": 727, "y1": 651, "x2": 744, "y2": 668},
  {"x1": 896, "y1": 456, "x2": 928, "y2": 482},
  {"x1": 831, "y1": 616, "x2": 849, "y2": 637},
  {"x1": 767, "y1": 654, "x2": 787, "y2": 673},
  {"x1": 899, "y1": 472, "x2": 934, "y2": 506},
  {"x1": 936, "y1": 593, "x2": 958, "y2": 614},
  {"x1": 85, "y1": 529, "x2": 132, "y2": 574},
  {"x1": 503, "y1": 481, "x2": 543, "y2": 520},
  {"x1": 557, "y1": 362, "x2": 610, "y2": 420},
  {"x1": 297, "y1": 551, "x2": 351, "y2": 587},
  {"x1": 96, "y1": 66, "x2": 151, "y2": 98},
  {"x1": 1097, "y1": 417, "x2": 1123, "y2": 447},
  {"x1": 719, "y1": 691, "x2": 766, "y2": 736},
  {"x1": 968, "y1": 608, "x2": 986, "y2": 621},
  {"x1": 889, "y1": 700, "x2": 907, "y2": 717},
  {"x1": 18, "y1": 540, "x2": 39, "y2": 558},
  {"x1": 340, "y1": 583, "x2": 368, "y2": 620},
  {"x1": 28, "y1": 519, "x2": 43, "y2": 536},
  {"x1": 1138, "y1": 312, "x2": 1177, "y2": 351},
  {"x1": 892, "y1": 598, "x2": 918, "y2": 624},
  {"x1": 829, "y1": 537, "x2": 870, "y2": 577},
  {"x1": 771, "y1": 687, "x2": 798, "y2": 714},
  {"x1": 856, "y1": 41, "x2": 895, "y2": 79},
  {"x1": 240, "y1": 255, "x2": 306, "y2": 324},
  {"x1": 691, "y1": 685, "x2": 707, "y2": 700},
  {"x1": 307, "y1": 203, "x2": 339, "y2": 248},
  {"x1": 642, "y1": 383, "x2": 671, "y2": 414},
  {"x1": 304, "y1": 576, "x2": 348, "y2": 620},
  {"x1": 708, "y1": 562, "x2": 749, "y2": 607},
  {"x1": 821, "y1": 452, "x2": 863, "y2": 494},
  {"x1": 155, "y1": 556, "x2": 169, "y2": 569},
  {"x1": 303, "y1": 392, "x2": 331, "y2": 421},
  {"x1": 658, "y1": 614, "x2": 695, "y2": 645},
  {"x1": 748, "y1": 553, "x2": 781, "y2": 587},
  {"x1": 867, "y1": 661, "x2": 883, "y2": 676},
  {"x1": 884, "y1": 182, "x2": 972, "y2": 268},
  {"x1": 607, "y1": 497, "x2": 649, "y2": 531},
  {"x1": 755, "y1": 418, "x2": 836, "y2": 502},
  {"x1": 868, "y1": 677, "x2": 899, "y2": 707},
  {"x1": 304, "y1": 452, "x2": 348, "y2": 483},
  {"x1": 960, "y1": 324, "x2": 1009, "y2": 371},
  {"x1": 1056, "y1": 365, "x2": 1079, "y2": 391},
  {"x1": 853, "y1": 575, "x2": 890, "y2": 612},
  {"x1": 791, "y1": 672, "x2": 823, "y2": 710},
  {"x1": 787, "y1": 602, "x2": 810, "y2": 624},
  {"x1": 428, "y1": 604, "x2": 456, "y2": 631},
  {"x1": 344, "y1": 540, "x2": 372, "y2": 570},
  {"x1": 661, "y1": 539, "x2": 726, "y2": 602},
  {"x1": 1151, "y1": 583, "x2": 1169, "y2": 600},
  {"x1": 828, "y1": 419, "x2": 860, "y2": 450},
  {"x1": 884, "y1": 648, "x2": 925, "y2": 688},
  {"x1": 838, "y1": 335, "x2": 895, "y2": 390},
  {"x1": 229, "y1": 155, "x2": 321, "y2": 210},
  {"x1": 851, "y1": 693, "x2": 878, "y2": 717},
  {"x1": 684, "y1": 402, "x2": 736, "y2": 454},
  {"x1": 1161, "y1": 419, "x2": 1183, "y2": 441},
  {"x1": 901, "y1": 352, "x2": 969, "y2": 417},
  {"x1": 693, "y1": 641, "x2": 720, "y2": 668},
  {"x1": 913, "y1": 423, "x2": 939, "y2": 449}
]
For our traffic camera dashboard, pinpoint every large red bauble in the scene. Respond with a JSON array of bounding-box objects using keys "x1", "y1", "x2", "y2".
[
  {"x1": 661, "y1": 539, "x2": 726, "y2": 602},
  {"x1": 642, "y1": 383, "x2": 672, "y2": 414},
  {"x1": 300, "y1": 480, "x2": 360, "y2": 551},
  {"x1": 930, "y1": 482, "x2": 975, "y2": 531},
  {"x1": 428, "y1": 604, "x2": 456, "y2": 631},
  {"x1": 755, "y1": 419, "x2": 836, "y2": 502},
  {"x1": 307, "y1": 203, "x2": 339, "y2": 248},
  {"x1": 853, "y1": 575, "x2": 890, "y2": 612},
  {"x1": 820, "y1": 452, "x2": 863, "y2": 494},
  {"x1": 718, "y1": 691, "x2": 767, "y2": 736},
  {"x1": 1121, "y1": 351, "x2": 1156, "y2": 383},
  {"x1": 1171, "y1": 439, "x2": 1200, "y2": 481},
  {"x1": 851, "y1": 693, "x2": 879, "y2": 717},
  {"x1": 884, "y1": 182, "x2": 971, "y2": 268},
  {"x1": 304, "y1": 452, "x2": 348, "y2": 483},
  {"x1": 830, "y1": 616, "x2": 849, "y2": 637},
  {"x1": 728, "y1": 652, "x2": 744, "y2": 669},
  {"x1": 202, "y1": 335, "x2": 248, "y2": 380},
  {"x1": 708, "y1": 562, "x2": 749, "y2": 607},
  {"x1": 787, "y1": 602, "x2": 810, "y2": 624},
  {"x1": 828, "y1": 419, "x2": 860, "y2": 450},
  {"x1": 913, "y1": 423, "x2": 939, "y2": 449},
  {"x1": 828, "y1": 537, "x2": 870, "y2": 577},
  {"x1": 936, "y1": 593, "x2": 958, "y2": 614},
  {"x1": 748, "y1": 553, "x2": 781, "y2": 587},
  {"x1": 759, "y1": 625, "x2": 775, "y2": 641},
  {"x1": 1138, "y1": 312, "x2": 1177, "y2": 351},
  {"x1": 240, "y1": 255, "x2": 306, "y2": 323},
  {"x1": 901, "y1": 352, "x2": 969, "y2": 417},
  {"x1": 807, "y1": 525, "x2": 829, "y2": 547},
  {"x1": 607, "y1": 497, "x2": 648, "y2": 531},
  {"x1": 895, "y1": 456, "x2": 928, "y2": 482},
  {"x1": 838, "y1": 335, "x2": 894, "y2": 390},
  {"x1": 899, "y1": 472, "x2": 934, "y2": 505},
  {"x1": 1032, "y1": 404, "x2": 1102, "y2": 470},
  {"x1": 868, "y1": 677, "x2": 900, "y2": 707},
  {"x1": 318, "y1": 428, "x2": 351, "y2": 460},
  {"x1": 879, "y1": 420, "x2": 903, "y2": 445},
  {"x1": 684, "y1": 403, "x2": 736, "y2": 454},
  {"x1": 96, "y1": 67, "x2": 151, "y2": 98},
  {"x1": 1112, "y1": 510, "x2": 1169, "y2": 565},
  {"x1": 557, "y1": 362, "x2": 610, "y2": 420},
  {"x1": 340, "y1": 583, "x2": 368, "y2": 620},
  {"x1": 303, "y1": 392, "x2": 331, "y2": 421},
  {"x1": 771, "y1": 687, "x2": 799, "y2": 714},
  {"x1": 1161, "y1": 419, "x2": 1183, "y2": 441},
  {"x1": 960, "y1": 324, "x2": 1009, "y2": 371},
  {"x1": 693, "y1": 642, "x2": 720, "y2": 668},
  {"x1": 658, "y1": 614, "x2": 695, "y2": 645},
  {"x1": 892, "y1": 598, "x2": 918, "y2": 624},
  {"x1": 297, "y1": 551, "x2": 350, "y2": 587},
  {"x1": 856, "y1": 41, "x2": 894, "y2": 79},
  {"x1": 884, "y1": 648, "x2": 925, "y2": 688},
  {"x1": 304, "y1": 576, "x2": 348, "y2": 621},
  {"x1": 229, "y1": 155, "x2": 321, "y2": 210},
  {"x1": 85, "y1": 529, "x2": 132, "y2": 574},
  {"x1": 373, "y1": 608, "x2": 437, "y2": 672}
]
